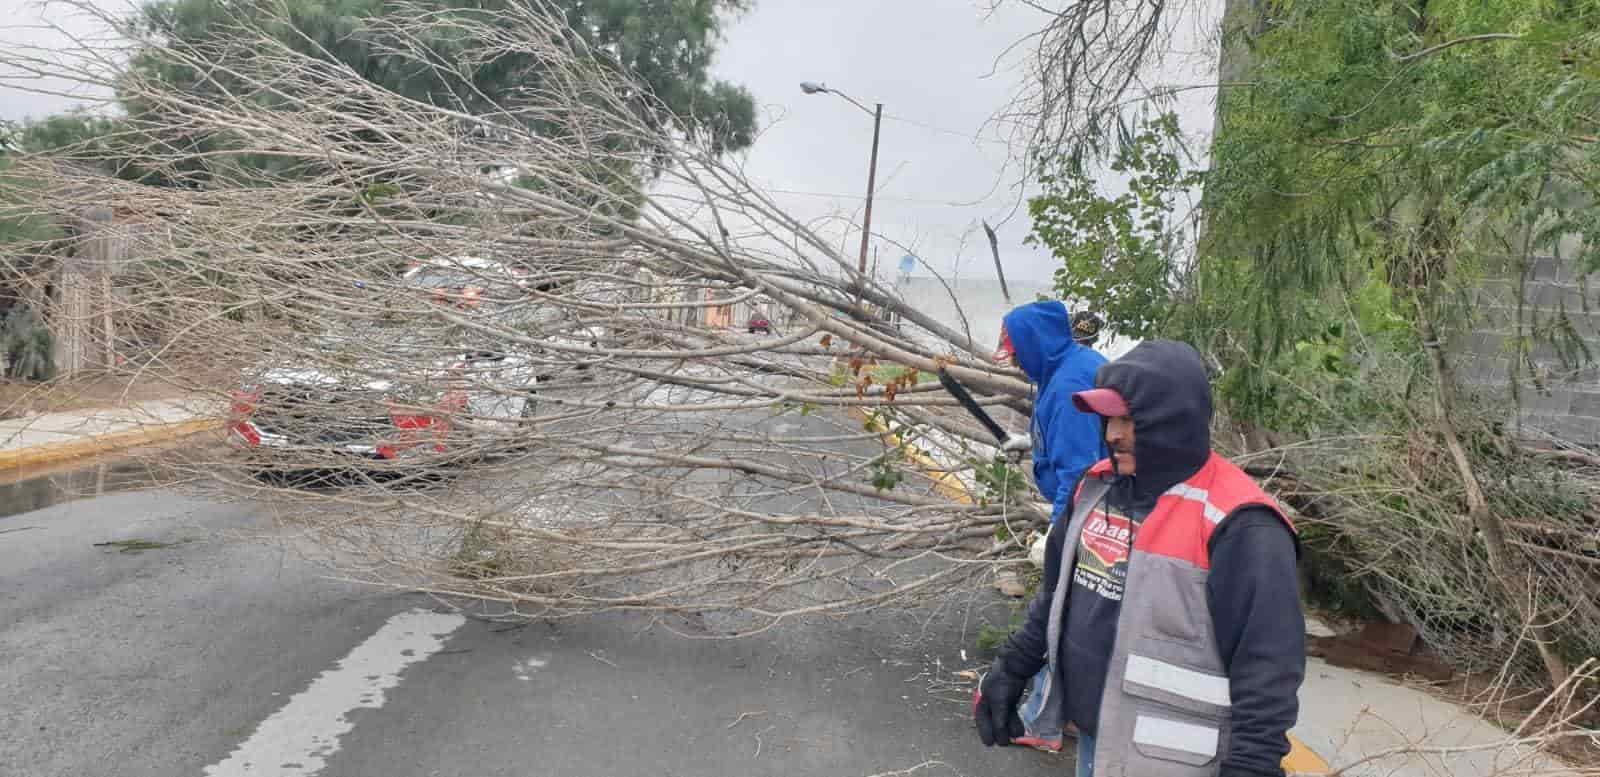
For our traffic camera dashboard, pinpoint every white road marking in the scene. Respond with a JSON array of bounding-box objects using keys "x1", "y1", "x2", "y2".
[{"x1": 202, "y1": 608, "x2": 466, "y2": 777}]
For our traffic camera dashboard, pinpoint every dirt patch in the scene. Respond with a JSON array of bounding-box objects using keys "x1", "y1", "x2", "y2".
[{"x1": 1308, "y1": 621, "x2": 1455, "y2": 682}]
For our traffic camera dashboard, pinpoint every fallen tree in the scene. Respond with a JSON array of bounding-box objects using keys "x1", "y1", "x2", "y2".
[{"x1": 0, "y1": 0, "x2": 1047, "y2": 634}]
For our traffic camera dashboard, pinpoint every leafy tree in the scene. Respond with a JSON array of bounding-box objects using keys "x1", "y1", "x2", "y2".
[
  {"x1": 121, "y1": 0, "x2": 757, "y2": 186},
  {"x1": 1024, "y1": 1, "x2": 1600, "y2": 685},
  {"x1": 0, "y1": 119, "x2": 70, "y2": 252},
  {"x1": 1201, "y1": 0, "x2": 1600, "y2": 360},
  {"x1": 1026, "y1": 113, "x2": 1202, "y2": 341},
  {"x1": 1197, "y1": 0, "x2": 1600, "y2": 686}
]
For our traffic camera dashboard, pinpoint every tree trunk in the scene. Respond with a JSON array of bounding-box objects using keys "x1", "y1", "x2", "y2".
[
  {"x1": 53, "y1": 268, "x2": 91, "y2": 378},
  {"x1": 1416, "y1": 305, "x2": 1569, "y2": 688},
  {"x1": 101, "y1": 272, "x2": 115, "y2": 369}
]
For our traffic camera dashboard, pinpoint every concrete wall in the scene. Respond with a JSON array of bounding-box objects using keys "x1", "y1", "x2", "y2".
[{"x1": 1461, "y1": 247, "x2": 1600, "y2": 446}]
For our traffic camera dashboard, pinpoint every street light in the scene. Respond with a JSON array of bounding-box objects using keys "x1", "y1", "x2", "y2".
[{"x1": 799, "y1": 81, "x2": 883, "y2": 282}]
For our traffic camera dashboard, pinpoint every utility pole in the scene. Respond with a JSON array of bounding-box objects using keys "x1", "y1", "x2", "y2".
[
  {"x1": 799, "y1": 82, "x2": 883, "y2": 291},
  {"x1": 857, "y1": 103, "x2": 882, "y2": 279}
]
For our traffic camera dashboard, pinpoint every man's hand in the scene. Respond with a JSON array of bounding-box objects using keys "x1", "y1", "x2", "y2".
[
  {"x1": 973, "y1": 659, "x2": 1027, "y2": 746},
  {"x1": 1001, "y1": 433, "x2": 1032, "y2": 453}
]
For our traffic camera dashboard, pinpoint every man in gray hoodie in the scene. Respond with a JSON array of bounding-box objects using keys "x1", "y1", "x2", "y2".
[{"x1": 975, "y1": 340, "x2": 1304, "y2": 777}]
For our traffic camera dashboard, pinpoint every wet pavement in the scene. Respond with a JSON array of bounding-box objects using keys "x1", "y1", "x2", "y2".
[
  {"x1": 0, "y1": 440, "x2": 229, "y2": 521},
  {"x1": 0, "y1": 416, "x2": 1062, "y2": 777},
  {"x1": 0, "y1": 456, "x2": 170, "y2": 520}
]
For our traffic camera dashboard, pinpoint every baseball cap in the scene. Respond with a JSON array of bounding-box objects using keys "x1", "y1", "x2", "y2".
[
  {"x1": 993, "y1": 325, "x2": 1015, "y2": 364},
  {"x1": 1072, "y1": 387, "x2": 1129, "y2": 417}
]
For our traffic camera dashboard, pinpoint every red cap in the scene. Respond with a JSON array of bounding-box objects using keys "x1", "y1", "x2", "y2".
[
  {"x1": 1072, "y1": 387, "x2": 1129, "y2": 417},
  {"x1": 992, "y1": 327, "x2": 1016, "y2": 364}
]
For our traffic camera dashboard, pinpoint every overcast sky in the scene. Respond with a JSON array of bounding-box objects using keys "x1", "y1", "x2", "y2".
[
  {"x1": 1, "y1": 0, "x2": 1225, "y2": 283},
  {"x1": 710, "y1": 0, "x2": 1222, "y2": 283}
]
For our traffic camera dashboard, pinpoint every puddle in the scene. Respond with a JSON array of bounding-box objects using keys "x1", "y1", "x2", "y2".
[{"x1": 0, "y1": 456, "x2": 173, "y2": 520}]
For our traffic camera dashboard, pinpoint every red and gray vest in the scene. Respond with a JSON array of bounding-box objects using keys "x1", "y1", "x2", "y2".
[{"x1": 1036, "y1": 452, "x2": 1293, "y2": 776}]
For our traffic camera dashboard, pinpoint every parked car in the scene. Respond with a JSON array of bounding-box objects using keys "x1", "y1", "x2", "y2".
[
  {"x1": 229, "y1": 257, "x2": 554, "y2": 475},
  {"x1": 227, "y1": 328, "x2": 540, "y2": 472},
  {"x1": 748, "y1": 313, "x2": 772, "y2": 334}
]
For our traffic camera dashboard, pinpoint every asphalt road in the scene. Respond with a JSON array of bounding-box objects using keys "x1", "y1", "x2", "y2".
[{"x1": 0, "y1": 457, "x2": 1071, "y2": 777}]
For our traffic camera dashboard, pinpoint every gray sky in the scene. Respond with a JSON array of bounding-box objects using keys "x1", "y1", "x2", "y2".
[
  {"x1": 1, "y1": 0, "x2": 1224, "y2": 284},
  {"x1": 711, "y1": 0, "x2": 1224, "y2": 283}
]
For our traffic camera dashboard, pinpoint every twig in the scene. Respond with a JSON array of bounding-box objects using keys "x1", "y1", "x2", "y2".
[
  {"x1": 726, "y1": 709, "x2": 766, "y2": 729},
  {"x1": 752, "y1": 725, "x2": 775, "y2": 759},
  {"x1": 1392, "y1": 34, "x2": 1523, "y2": 64}
]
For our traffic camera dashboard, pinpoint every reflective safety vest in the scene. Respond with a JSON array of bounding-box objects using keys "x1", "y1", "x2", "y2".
[{"x1": 1036, "y1": 452, "x2": 1294, "y2": 776}]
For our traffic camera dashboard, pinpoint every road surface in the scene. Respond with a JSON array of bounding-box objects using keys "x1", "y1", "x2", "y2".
[{"x1": 1, "y1": 447, "x2": 1068, "y2": 777}]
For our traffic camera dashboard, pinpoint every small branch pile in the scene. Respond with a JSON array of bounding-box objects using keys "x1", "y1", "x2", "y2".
[{"x1": 1234, "y1": 411, "x2": 1600, "y2": 687}]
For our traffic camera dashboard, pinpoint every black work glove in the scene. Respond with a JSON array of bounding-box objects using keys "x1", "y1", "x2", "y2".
[{"x1": 973, "y1": 658, "x2": 1027, "y2": 747}]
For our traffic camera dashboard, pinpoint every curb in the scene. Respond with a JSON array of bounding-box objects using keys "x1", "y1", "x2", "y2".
[
  {"x1": 0, "y1": 418, "x2": 224, "y2": 471},
  {"x1": 1283, "y1": 740, "x2": 1331, "y2": 776},
  {"x1": 849, "y1": 406, "x2": 1331, "y2": 775},
  {"x1": 852, "y1": 407, "x2": 975, "y2": 504}
]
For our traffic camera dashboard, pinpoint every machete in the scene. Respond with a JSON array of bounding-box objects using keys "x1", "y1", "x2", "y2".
[{"x1": 936, "y1": 367, "x2": 1009, "y2": 445}]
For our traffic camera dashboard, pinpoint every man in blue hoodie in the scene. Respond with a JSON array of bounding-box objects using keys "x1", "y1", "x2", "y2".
[
  {"x1": 975, "y1": 340, "x2": 1304, "y2": 777},
  {"x1": 992, "y1": 301, "x2": 1108, "y2": 750},
  {"x1": 994, "y1": 301, "x2": 1108, "y2": 519}
]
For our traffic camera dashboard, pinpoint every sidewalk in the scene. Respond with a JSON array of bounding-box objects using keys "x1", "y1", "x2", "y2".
[
  {"x1": 0, "y1": 399, "x2": 223, "y2": 469},
  {"x1": 1294, "y1": 657, "x2": 1580, "y2": 776}
]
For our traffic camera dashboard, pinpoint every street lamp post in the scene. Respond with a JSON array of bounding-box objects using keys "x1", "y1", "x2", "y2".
[{"x1": 800, "y1": 82, "x2": 882, "y2": 282}]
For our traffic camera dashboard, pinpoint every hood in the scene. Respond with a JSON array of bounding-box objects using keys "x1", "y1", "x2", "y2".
[
  {"x1": 1002, "y1": 300, "x2": 1077, "y2": 386},
  {"x1": 1095, "y1": 339, "x2": 1212, "y2": 498}
]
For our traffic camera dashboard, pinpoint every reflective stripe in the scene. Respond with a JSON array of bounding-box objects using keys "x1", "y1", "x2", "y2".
[
  {"x1": 1164, "y1": 482, "x2": 1228, "y2": 524},
  {"x1": 1125, "y1": 655, "x2": 1231, "y2": 707},
  {"x1": 1133, "y1": 715, "x2": 1219, "y2": 758}
]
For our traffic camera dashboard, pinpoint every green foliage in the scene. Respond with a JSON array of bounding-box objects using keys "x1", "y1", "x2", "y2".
[
  {"x1": 869, "y1": 446, "x2": 904, "y2": 492},
  {"x1": 12, "y1": 113, "x2": 120, "y2": 155},
  {"x1": 0, "y1": 158, "x2": 61, "y2": 248},
  {"x1": 970, "y1": 453, "x2": 1029, "y2": 508},
  {"x1": 1027, "y1": 113, "x2": 1203, "y2": 340},
  {"x1": 1172, "y1": 0, "x2": 1600, "y2": 677},
  {"x1": 773, "y1": 399, "x2": 817, "y2": 417},
  {"x1": 124, "y1": 0, "x2": 757, "y2": 187},
  {"x1": 975, "y1": 622, "x2": 1014, "y2": 656},
  {"x1": 1, "y1": 306, "x2": 54, "y2": 381},
  {"x1": 1165, "y1": 0, "x2": 1600, "y2": 422},
  {"x1": 975, "y1": 570, "x2": 1040, "y2": 656},
  {"x1": 4, "y1": 112, "x2": 166, "y2": 184}
]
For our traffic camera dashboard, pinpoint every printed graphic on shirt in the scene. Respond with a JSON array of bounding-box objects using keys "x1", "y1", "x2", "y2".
[{"x1": 1073, "y1": 507, "x2": 1138, "y2": 602}]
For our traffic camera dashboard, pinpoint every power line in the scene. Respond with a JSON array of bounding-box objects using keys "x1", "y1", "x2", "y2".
[
  {"x1": 879, "y1": 113, "x2": 1017, "y2": 149},
  {"x1": 761, "y1": 186, "x2": 998, "y2": 207}
]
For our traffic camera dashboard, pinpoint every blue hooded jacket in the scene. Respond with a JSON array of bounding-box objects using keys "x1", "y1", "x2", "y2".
[{"x1": 1001, "y1": 301, "x2": 1107, "y2": 517}]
